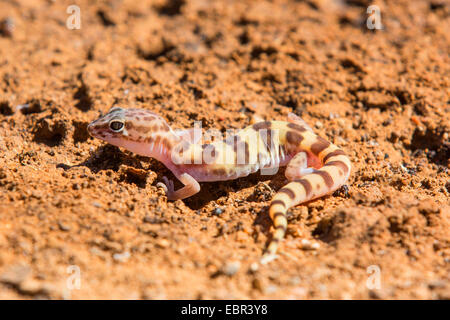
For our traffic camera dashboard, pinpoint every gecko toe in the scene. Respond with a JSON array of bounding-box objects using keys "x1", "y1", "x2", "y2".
[
  {"x1": 158, "y1": 176, "x2": 175, "y2": 198},
  {"x1": 156, "y1": 181, "x2": 168, "y2": 193}
]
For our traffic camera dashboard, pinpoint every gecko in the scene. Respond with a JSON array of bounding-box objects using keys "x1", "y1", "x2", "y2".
[{"x1": 87, "y1": 107, "x2": 351, "y2": 263}]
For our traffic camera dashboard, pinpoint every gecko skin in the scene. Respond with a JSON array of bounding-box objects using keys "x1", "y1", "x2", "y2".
[{"x1": 88, "y1": 107, "x2": 351, "y2": 263}]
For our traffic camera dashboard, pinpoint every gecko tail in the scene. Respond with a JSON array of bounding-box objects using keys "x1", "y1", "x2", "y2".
[
  {"x1": 260, "y1": 178, "x2": 314, "y2": 264},
  {"x1": 261, "y1": 145, "x2": 351, "y2": 264}
]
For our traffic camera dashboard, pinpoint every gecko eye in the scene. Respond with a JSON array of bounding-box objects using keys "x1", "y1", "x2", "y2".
[{"x1": 109, "y1": 120, "x2": 124, "y2": 132}]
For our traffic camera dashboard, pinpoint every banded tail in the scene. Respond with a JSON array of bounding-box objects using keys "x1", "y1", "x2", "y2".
[{"x1": 261, "y1": 130, "x2": 351, "y2": 264}]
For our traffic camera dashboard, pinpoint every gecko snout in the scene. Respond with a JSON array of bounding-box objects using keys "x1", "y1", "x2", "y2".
[
  {"x1": 87, "y1": 123, "x2": 94, "y2": 134},
  {"x1": 87, "y1": 122, "x2": 98, "y2": 137}
]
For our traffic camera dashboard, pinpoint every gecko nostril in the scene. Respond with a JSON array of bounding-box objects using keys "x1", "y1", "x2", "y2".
[{"x1": 87, "y1": 124, "x2": 94, "y2": 134}]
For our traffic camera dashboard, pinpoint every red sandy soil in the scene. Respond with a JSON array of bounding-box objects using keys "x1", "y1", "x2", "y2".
[{"x1": 0, "y1": 0, "x2": 449, "y2": 299}]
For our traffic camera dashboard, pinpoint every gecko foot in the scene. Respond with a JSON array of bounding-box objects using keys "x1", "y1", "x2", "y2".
[{"x1": 156, "y1": 176, "x2": 175, "y2": 198}]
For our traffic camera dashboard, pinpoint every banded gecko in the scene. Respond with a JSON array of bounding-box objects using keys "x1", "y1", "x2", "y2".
[{"x1": 88, "y1": 107, "x2": 351, "y2": 263}]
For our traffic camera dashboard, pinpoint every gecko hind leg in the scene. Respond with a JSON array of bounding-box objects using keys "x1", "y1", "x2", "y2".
[{"x1": 285, "y1": 151, "x2": 314, "y2": 181}]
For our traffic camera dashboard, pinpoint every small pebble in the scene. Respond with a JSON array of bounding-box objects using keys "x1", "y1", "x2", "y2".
[
  {"x1": 315, "y1": 121, "x2": 323, "y2": 129},
  {"x1": 15, "y1": 104, "x2": 30, "y2": 112},
  {"x1": 155, "y1": 239, "x2": 170, "y2": 248},
  {"x1": 222, "y1": 260, "x2": 240, "y2": 276},
  {"x1": 336, "y1": 118, "x2": 346, "y2": 128},
  {"x1": 288, "y1": 276, "x2": 301, "y2": 286},
  {"x1": 0, "y1": 265, "x2": 31, "y2": 285},
  {"x1": 428, "y1": 280, "x2": 446, "y2": 289},
  {"x1": 249, "y1": 262, "x2": 259, "y2": 273},
  {"x1": 58, "y1": 221, "x2": 71, "y2": 232},
  {"x1": 213, "y1": 207, "x2": 224, "y2": 215},
  {"x1": 299, "y1": 239, "x2": 320, "y2": 250},
  {"x1": 143, "y1": 215, "x2": 156, "y2": 223},
  {"x1": 113, "y1": 251, "x2": 130, "y2": 263},
  {"x1": 0, "y1": 17, "x2": 14, "y2": 37},
  {"x1": 369, "y1": 289, "x2": 385, "y2": 299},
  {"x1": 265, "y1": 285, "x2": 278, "y2": 294},
  {"x1": 19, "y1": 279, "x2": 50, "y2": 296},
  {"x1": 291, "y1": 287, "x2": 307, "y2": 298},
  {"x1": 252, "y1": 278, "x2": 264, "y2": 292},
  {"x1": 92, "y1": 201, "x2": 102, "y2": 208},
  {"x1": 90, "y1": 247, "x2": 104, "y2": 256}
]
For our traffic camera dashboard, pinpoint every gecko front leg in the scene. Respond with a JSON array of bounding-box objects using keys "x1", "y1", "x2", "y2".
[{"x1": 158, "y1": 172, "x2": 200, "y2": 200}]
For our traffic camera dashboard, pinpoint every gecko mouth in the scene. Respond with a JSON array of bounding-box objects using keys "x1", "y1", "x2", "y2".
[{"x1": 87, "y1": 123, "x2": 101, "y2": 137}]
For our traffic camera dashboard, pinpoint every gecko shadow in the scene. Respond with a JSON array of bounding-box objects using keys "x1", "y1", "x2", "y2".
[
  {"x1": 57, "y1": 144, "x2": 165, "y2": 189},
  {"x1": 183, "y1": 169, "x2": 286, "y2": 211}
]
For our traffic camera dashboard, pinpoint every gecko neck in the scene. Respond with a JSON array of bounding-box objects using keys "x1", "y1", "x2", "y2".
[{"x1": 112, "y1": 133, "x2": 181, "y2": 172}]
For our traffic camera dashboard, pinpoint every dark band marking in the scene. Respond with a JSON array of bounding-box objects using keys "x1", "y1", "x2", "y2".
[
  {"x1": 212, "y1": 168, "x2": 227, "y2": 176},
  {"x1": 272, "y1": 212, "x2": 285, "y2": 220},
  {"x1": 323, "y1": 149, "x2": 346, "y2": 162},
  {"x1": 151, "y1": 124, "x2": 161, "y2": 132},
  {"x1": 134, "y1": 124, "x2": 151, "y2": 133},
  {"x1": 286, "y1": 131, "x2": 304, "y2": 145},
  {"x1": 313, "y1": 170, "x2": 334, "y2": 189},
  {"x1": 278, "y1": 187, "x2": 296, "y2": 200},
  {"x1": 323, "y1": 160, "x2": 349, "y2": 175},
  {"x1": 160, "y1": 123, "x2": 170, "y2": 132},
  {"x1": 161, "y1": 138, "x2": 172, "y2": 149},
  {"x1": 243, "y1": 141, "x2": 250, "y2": 164},
  {"x1": 143, "y1": 116, "x2": 155, "y2": 121},
  {"x1": 295, "y1": 178, "x2": 312, "y2": 198},
  {"x1": 135, "y1": 135, "x2": 144, "y2": 142},
  {"x1": 310, "y1": 137, "x2": 330, "y2": 156},
  {"x1": 287, "y1": 123, "x2": 307, "y2": 132},
  {"x1": 108, "y1": 107, "x2": 122, "y2": 113},
  {"x1": 202, "y1": 144, "x2": 218, "y2": 161},
  {"x1": 235, "y1": 141, "x2": 250, "y2": 164},
  {"x1": 253, "y1": 121, "x2": 272, "y2": 131},
  {"x1": 275, "y1": 225, "x2": 286, "y2": 231},
  {"x1": 125, "y1": 122, "x2": 134, "y2": 130},
  {"x1": 279, "y1": 145, "x2": 286, "y2": 157},
  {"x1": 259, "y1": 129, "x2": 276, "y2": 153},
  {"x1": 271, "y1": 200, "x2": 286, "y2": 208},
  {"x1": 225, "y1": 134, "x2": 241, "y2": 146}
]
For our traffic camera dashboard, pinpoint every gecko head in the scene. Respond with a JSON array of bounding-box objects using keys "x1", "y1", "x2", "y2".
[{"x1": 87, "y1": 107, "x2": 172, "y2": 145}]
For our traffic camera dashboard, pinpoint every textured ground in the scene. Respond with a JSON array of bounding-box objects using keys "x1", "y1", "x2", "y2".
[{"x1": 0, "y1": 0, "x2": 449, "y2": 299}]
